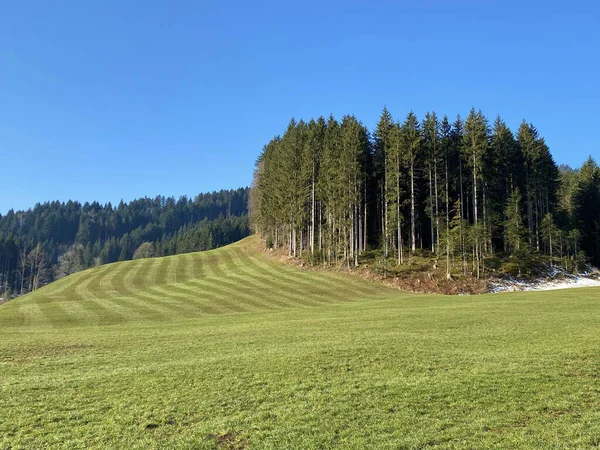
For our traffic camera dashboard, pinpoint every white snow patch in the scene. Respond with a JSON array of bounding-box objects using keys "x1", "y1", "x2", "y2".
[{"x1": 490, "y1": 268, "x2": 600, "y2": 293}]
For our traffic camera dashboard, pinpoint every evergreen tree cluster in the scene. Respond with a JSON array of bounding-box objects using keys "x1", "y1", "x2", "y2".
[
  {"x1": 0, "y1": 188, "x2": 249, "y2": 299},
  {"x1": 251, "y1": 109, "x2": 600, "y2": 276}
]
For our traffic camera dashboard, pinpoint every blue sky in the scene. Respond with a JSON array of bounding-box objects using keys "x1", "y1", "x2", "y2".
[{"x1": 1, "y1": 1, "x2": 598, "y2": 213}]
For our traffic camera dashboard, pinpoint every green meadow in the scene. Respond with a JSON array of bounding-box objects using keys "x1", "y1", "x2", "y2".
[{"x1": 1, "y1": 236, "x2": 600, "y2": 449}]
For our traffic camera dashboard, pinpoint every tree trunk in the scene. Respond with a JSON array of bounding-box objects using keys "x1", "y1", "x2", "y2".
[
  {"x1": 310, "y1": 170, "x2": 315, "y2": 254},
  {"x1": 459, "y1": 157, "x2": 466, "y2": 273},
  {"x1": 445, "y1": 153, "x2": 450, "y2": 277},
  {"x1": 472, "y1": 154, "x2": 480, "y2": 279},
  {"x1": 549, "y1": 226, "x2": 553, "y2": 265},
  {"x1": 354, "y1": 204, "x2": 359, "y2": 267},
  {"x1": 397, "y1": 155, "x2": 402, "y2": 264},
  {"x1": 397, "y1": 200, "x2": 402, "y2": 265},
  {"x1": 319, "y1": 202, "x2": 322, "y2": 251},
  {"x1": 434, "y1": 155, "x2": 440, "y2": 257},
  {"x1": 19, "y1": 248, "x2": 26, "y2": 295},
  {"x1": 358, "y1": 201, "x2": 363, "y2": 254},
  {"x1": 411, "y1": 160, "x2": 416, "y2": 253},
  {"x1": 429, "y1": 163, "x2": 434, "y2": 253},
  {"x1": 363, "y1": 186, "x2": 367, "y2": 253},
  {"x1": 384, "y1": 190, "x2": 389, "y2": 258}
]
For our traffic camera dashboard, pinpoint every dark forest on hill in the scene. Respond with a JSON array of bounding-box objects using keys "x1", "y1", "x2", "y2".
[
  {"x1": 0, "y1": 188, "x2": 249, "y2": 298},
  {"x1": 251, "y1": 108, "x2": 600, "y2": 277}
]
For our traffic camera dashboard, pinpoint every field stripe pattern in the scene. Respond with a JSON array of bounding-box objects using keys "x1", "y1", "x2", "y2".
[{"x1": 0, "y1": 236, "x2": 392, "y2": 328}]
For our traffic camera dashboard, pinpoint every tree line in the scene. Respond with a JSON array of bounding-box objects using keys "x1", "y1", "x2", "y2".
[
  {"x1": 0, "y1": 188, "x2": 249, "y2": 299},
  {"x1": 250, "y1": 108, "x2": 600, "y2": 276}
]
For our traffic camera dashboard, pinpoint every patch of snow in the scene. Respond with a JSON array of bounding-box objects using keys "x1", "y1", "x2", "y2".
[{"x1": 489, "y1": 270, "x2": 600, "y2": 293}]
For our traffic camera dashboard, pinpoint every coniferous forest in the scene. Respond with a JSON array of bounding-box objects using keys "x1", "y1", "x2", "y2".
[
  {"x1": 0, "y1": 188, "x2": 249, "y2": 299},
  {"x1": 251, "y1": 108, "x2": 600, "y2": 277}
]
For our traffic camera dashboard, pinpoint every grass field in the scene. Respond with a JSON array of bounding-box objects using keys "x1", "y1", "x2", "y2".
[{"x1": 1, "y1": 236, "x2": 600, "y2": 449}]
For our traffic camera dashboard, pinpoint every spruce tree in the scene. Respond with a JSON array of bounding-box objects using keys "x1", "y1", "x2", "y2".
[
  {"x1": 572, "y1": 157, "x2": 600, "y2": 266},
  {"x1": 400, "y1": 111, "x2": 421, "y2": 254},
  {"x1": 462, "y1": 109, "x2": 489, "y2": 278},
  {"x1": 423, "y1": 112, "x2": 440, "y2": 254},
  {"x1": 373, "y1": 107, "x2": 395, "y2": 257}
]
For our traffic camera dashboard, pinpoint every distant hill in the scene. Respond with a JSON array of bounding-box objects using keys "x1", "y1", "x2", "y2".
[{"x1": 0, "y1": 187, "x2": 250, "y2": 299}]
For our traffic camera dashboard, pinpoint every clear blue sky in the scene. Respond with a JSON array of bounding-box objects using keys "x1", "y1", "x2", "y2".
[{"x1": 1, "y1": 1, "x2": 598, "y2": 213}]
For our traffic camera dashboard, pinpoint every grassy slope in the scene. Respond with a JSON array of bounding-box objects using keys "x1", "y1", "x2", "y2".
[{"x1": 1, "y1": 236, "x2": 600, "y2": 449}]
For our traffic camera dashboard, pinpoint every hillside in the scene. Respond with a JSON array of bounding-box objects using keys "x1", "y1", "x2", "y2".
[
  {"x1": 0, "y1": 235, "x2": 391, "y2": 329},
  {"x1": 0, "y1": 187, "x2": 250, "y2": 299},
  {"x1": 2, "y1": 237, "x2": 600, "y2": 448}
]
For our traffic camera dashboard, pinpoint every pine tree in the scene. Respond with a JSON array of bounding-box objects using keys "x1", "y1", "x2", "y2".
[
  {"x1": 462, "y1": 109, "x2": 489, "y2": 278},
  {"x1": 518, "y1": 121, "x2": 560, "y2": 251},
  {"x1": 572, "y1": 157, "x2": 600, "y2": 266},
  {"x1": 304, "y1": 117, "x2": 326, "y2": 255},
  {"x1": 422, "y1": 112, "x2": 440, "y2": 254},
  {"x1": 373, "y1": 107, "x2": 395, "y2": 257},
  {"x1": 540, "y1": 213, "x2": 558, "y2": 264},
  {"x1": 440, "y1": 116, "x2": 452, "y2": 277},
  {"x1": 400, "y1": 111, "x2": 421, "y2": 254},
  {"x1": 489, "y1": 116, "x2": 521, "y2": 252},
  {"x1": 504, "y1": 188, "x2": 531, "y2": 275}
]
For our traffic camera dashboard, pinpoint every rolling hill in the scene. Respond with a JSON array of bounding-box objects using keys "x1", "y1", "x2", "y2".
[
  {"x1": 0, "y1": 236, "x2": 392, "y2": 329},
  {"x1": 2, "y1": 236, "x2": 600, "y2": 449}
]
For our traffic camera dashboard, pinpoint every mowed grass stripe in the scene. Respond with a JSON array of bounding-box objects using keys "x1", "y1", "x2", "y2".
[
  {"x1": 133, "y1": 258, "x2": 155, "y2": 290},
  {"x1": 191, "y1": 252, "x2": 206, "y2": 278},
  {"x1": 173, "y1": 282, "x2": 250, "y2": 314},
  {"x1": 155, "y1": 249, "x2": 289, "y2": 313},
  {"x1": 183, "y1": 274, "x2": 280, "y2": 312},
  {"x1": 265, "y1": 256, "x2": 385, "y2": 298},
  {"x1": 123, "y1": 287, "x2": 195, "y2": 318},
  {"x1": 146, "y1": 284, "x2": 215, "y2": 311},
  {"x1": 35, "y1": 266, "x2": 98, "y2": 297},
  {"x1": 227, "y1": 247, "x2": 344, "y2": 303},
  {"x1": 54, "y1": 299, "x2": 101, "y2": 325},
  {"x1": 201, "y1": 251, "x2": 227, "y2": 278},
  {"x1": 183, "y1": 253, "x2": 198, "y2": 281},
  {"x1": 95, "y1": 265, "x2": 158, "y2": 320},
  {"x1": 139, "y1": 262, "x2": 243, "y2": 314},
  {"x1": 184, "y1": 275, "x2": 281, "y2": 311},
  {"x1": 13, "y1": 302, "x2": 44, "y2": 328},
  {"x1": 222, "y1": 249, "x2": 335, "y2": 308},
  {"x1": 220, "y1": 247, "x2": 239, "y2": 274},
  {"x1": 99, "y1": 266, "x2": 123, "y2": 297},
  {"x1": 38, "y1": 269, "x2": 87, "y2": 297},
  {"x1": 121, "y1": 260, "x2": 144, "y2": 294},
  {"x1": 230, "y1": 246, "x2": 352, "y2": 296},
  {"x1": 215, "y1": 249, "x2": 302, "y2": 307},
  {"x1": 154, "y1": 282, "x2": 228, "y2": 315},
  {"x1": 118, "y1": 260, "x2": 180, "y2": 317},
  {"x1": 187, "y1": 268, "x2": 308, "y2": 310},
  {"x1": 33, "y1": 297, "x2": 82, "y2": 328},
  {"x1": 81, "y1": 264, "x2": 117, "y2": 300},
  {"x1": 32, "y1": 265, "x2": 108, "y2": 304},
  {"x1": 152, "y1": 256, "x2": 170, "y2": 287},
  {"x1": 149, "y1": 283, "x2": 234, "y2": 315},
  {"x1": 164, "y1": 254, "x2": 180, "y2": 285},
  {"x1": 126, "y1": 258, "x2": 216, "y2": 316},
  {"x1": 106, "y1": 262, "x2": 171, "y2": 320},
  {"x1": 180, "y1": 247, "x2": 282, "y2": 310},
  {"x1": 144, "y1": 257, "x2": 164, "y2": 290},
  {"x1": 74, "y1": 266, "x2": 127, "y2": 324},
  {"x1": 238, "y1": 249, "x2": 372, "y2": 304}
]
